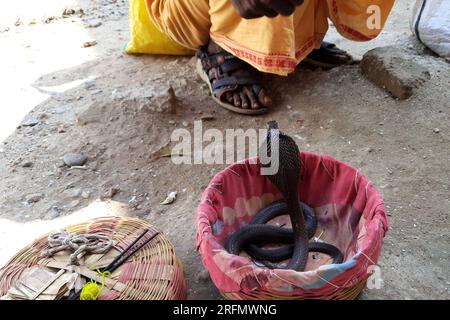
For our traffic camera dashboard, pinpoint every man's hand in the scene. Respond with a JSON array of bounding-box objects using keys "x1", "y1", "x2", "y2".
[{"x1": 231, "y1": 0, "x2": 304, "y2": 19}]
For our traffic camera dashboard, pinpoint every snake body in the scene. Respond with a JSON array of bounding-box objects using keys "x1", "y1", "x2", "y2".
[{"x1": 226, "y1": 121, "x2": 343, "y2": 271}]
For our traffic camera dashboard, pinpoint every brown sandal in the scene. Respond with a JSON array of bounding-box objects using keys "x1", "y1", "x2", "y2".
[
  {"x1": 302, "y1": 41, "x2": 355, "y2": 69},
  {"x1": 196, "y1": 46, "x2": 268, "y2": 115}
]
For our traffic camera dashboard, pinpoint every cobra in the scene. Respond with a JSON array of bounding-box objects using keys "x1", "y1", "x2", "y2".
[{"x1": 226, "y1": 121, "x2": 343, "y2": 271}]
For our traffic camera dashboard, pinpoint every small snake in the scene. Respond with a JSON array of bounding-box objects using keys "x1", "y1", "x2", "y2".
[{"x1": 226, "y1": 121, "x2": 343, "y2": 271}]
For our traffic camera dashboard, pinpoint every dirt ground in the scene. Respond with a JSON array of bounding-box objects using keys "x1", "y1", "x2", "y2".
[{"x1": 0, "y1": 0, "x2": 448, "y2": 300}]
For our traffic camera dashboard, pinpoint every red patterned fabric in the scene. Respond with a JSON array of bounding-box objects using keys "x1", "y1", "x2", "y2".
[{"x1": 196, "y1": 152, "x2": 387, "y2": 299}]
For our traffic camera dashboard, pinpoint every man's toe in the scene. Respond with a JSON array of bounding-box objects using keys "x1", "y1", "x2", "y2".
[
  {"x1": 243, "y1": 87, "x2": 260, "y2": 109},
  {"x1": 240, "y1": 92, "x2": 249, "y2": 109},
  {"x1": 226, "y1": 92, "x2": 234, "y2": 103},
  {"x1": 258, "y1": 89, "x2": 272, "y2": 107},
  {"x1": 233, "y1": 93, "x2": 241, "y2": 107}
]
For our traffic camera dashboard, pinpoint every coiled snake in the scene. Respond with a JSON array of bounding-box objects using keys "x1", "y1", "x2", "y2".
[{"x1": 226, "y1": 121, "x2": 343, "y2": 271}]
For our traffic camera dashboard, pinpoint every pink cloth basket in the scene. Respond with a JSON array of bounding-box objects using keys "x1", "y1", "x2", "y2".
[{"x1": 196, "y1": 152, "x2": 388, "y2": 300}]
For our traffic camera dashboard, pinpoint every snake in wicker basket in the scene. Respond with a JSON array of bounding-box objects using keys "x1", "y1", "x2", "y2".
[{"x1": 226, "y1": 121, "x2": 343, "y2": 271}]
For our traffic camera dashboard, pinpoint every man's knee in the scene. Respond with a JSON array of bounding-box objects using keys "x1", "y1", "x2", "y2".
[{"x1": 147, "y1": 0, "x2": 211, "y2": 49}]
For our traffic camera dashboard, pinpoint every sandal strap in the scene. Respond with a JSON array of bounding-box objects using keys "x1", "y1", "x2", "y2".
[
  {"x1": 212, "y1": 76, "x2": 260, "y2": 91},
  {"x1": 196, "y1": 46, "x2": 262, "y2": 100},
  {"x1": 219, "y1": 59, "x2": 249, "y2": 74},
  {"x1": 197, "y1": 47, "x2": 248, "y2": 73},
  {"x1": 207, "y1": 59, "x2": 251, "y2": 82}
]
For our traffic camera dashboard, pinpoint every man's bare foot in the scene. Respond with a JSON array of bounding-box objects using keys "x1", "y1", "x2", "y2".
[{"x1": 197, "y1": 40, "x2": 271, "y2": 112}]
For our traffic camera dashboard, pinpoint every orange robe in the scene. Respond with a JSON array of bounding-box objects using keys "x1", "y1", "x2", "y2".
[{"x1": 147, "y1": 0, "x2": 395, "y2": 75}]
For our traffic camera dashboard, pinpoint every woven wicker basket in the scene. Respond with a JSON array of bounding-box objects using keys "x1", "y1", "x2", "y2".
[
  {"x1": 0, "y1": 216, "x2": 186, "y2": 300},
  {"x1": 196, "y1": 152, "x2": 388, "y2": 300}
]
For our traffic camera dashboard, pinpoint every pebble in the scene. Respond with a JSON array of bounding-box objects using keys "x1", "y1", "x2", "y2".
[
  {"x1": 161, "y1": 191, "x2": 177, "y2": 205},
  {"x1": 69, "y1": 199, "x2": 81, "y2": 208},
  {"x1": 21, "y1": 117, "x2": 39, "y2": 127},
  {"x1": 57, "y1": 126, "x2": 67, "y2": 133},
  {"x1": 62, "y1": 8, "x2": 84, "y2": 16},
  {"x1": 433, "y1": 128, "x2": 440, "y2": 134},
  {"x1": 128, "y1": 196, "x2": 140, "y2": 208},
  {"x1": 90, "y1": 89, "x2": 103, "y2": 95},
  {"x1": 101, "y1": 187, "x2": 120, "y2": 200},
  {"x1": 83, "y1": 40, "x2": 97, "y2": 48},
  {"x1": 84, "y1": 79, "x2": 96, "y2": 89},
  {"x1": 26, "y1": 193, "x2": 44, "y2": 203},
  {"x1": 169, "y1": 120, "x2": 176, "y2": 125},
  {"x1": 182, "y1": 121, "x2": 189, "y2": 127},
  {"x1": 47, "y1": 206, "x2": 61, "y2": 219},
  {"x1": 81, "y1": 190, "x2": 91, "y2": 199},
  {"x1": 152, "y1": 86, "x2": 178, "y2": 114},
  {"x1": 200, "y1": 114, "x2": 215, "y2": 121},
  {"x1": 195, "y1": 269, "x2": 211, "y2": 282},
  {"x1": 85, "y1": 21, "x2": 102, "y2": 28},
  {"x1": 63, "y1": 187, "x2": 82, "y2": 198},
  {"x1": 63, "y1": 153, "x2": 88, "y2": 167},
  {"x1": 21, "y1": 161, "x2": 33, "y2": 168}
]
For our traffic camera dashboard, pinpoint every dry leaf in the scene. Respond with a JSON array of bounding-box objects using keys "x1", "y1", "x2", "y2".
[{"x1": 161, "y1": 191, "x2": 177, "y2": 205}]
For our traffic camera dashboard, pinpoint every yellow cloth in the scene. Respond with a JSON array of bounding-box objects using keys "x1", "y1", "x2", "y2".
[
  {"x1": 125, "y1": 0, "x2": 193, "y2": 55},
  {"x1": 146, "y1": 0, "x2": 395, "y2": 75}
]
